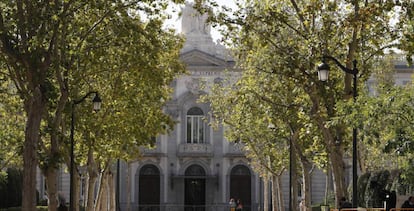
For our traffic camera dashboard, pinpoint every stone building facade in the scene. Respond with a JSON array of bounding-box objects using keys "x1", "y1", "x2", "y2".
[
  {"x1": 35, "y1": 3, "x2": 414, "y2": 211},
  {"x1": 117, "y1": 3, "x2": 327, "y2": 211},
  {"x1": 118, "y1": 4, "x2": 260, "y2": 210}
]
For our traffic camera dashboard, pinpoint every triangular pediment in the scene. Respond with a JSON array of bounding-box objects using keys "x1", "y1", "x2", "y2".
[{"x1": 180, "y1": 49, "x2": 230, "y2": 67}]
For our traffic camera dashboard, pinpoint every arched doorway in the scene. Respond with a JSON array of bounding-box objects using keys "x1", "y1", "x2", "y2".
[
  {"x1": 139, "y1": 164, "x2": 160, "y2": 211},
  {"x1": 230, "y1": 165, "x2": 251, "y2": 211},
  {"x1": 184, "y1": 165, "x2": 206, "y2": 211}
]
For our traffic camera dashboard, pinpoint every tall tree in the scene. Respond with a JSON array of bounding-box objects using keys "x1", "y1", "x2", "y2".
[
  {"x1": 0, "y1": 1, "x2": 184, "y2": 210},
  {"x1": 203, "y1": 0, "x2": 411, "y2": 208},
  {"x1": 204, "y1": 56, "x2": 314, "y2": 211},
  {"x1": 347, "y1": 79, "x2": 414, "y2": 190},
  {"x1": 67, "y1": 12, "x2": 185, "y2": 210}
]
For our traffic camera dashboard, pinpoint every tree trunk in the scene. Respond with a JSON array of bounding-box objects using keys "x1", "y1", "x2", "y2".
[
  {"x1": 96, "y1": 170, "x2": 110, "y2": 211},
  {"x1": 86, "y1": 149, "x2": 98, "y2": 211},
  {"x1": 44, "y1": 132, "x2": 61, "y2": 211},
  {"x1": 86, "y1": 174, "x2": 97, "y2": 211},
  {"x1": 83, "y1": 173, "x2": 88, "y2": 209},
  {"x1": 46, "y1": 92, "x2": 68, "y2": 211},
  {"x1": 274, "y1": 174, "x2": 284, "y2": 211},
  {"x1": 22, "y1": 88, "x2": 45, "y2": 211},
  {"x1": 293, "y1": 129, "x2": 314, "y2": 211},
  {"x1": 315, "y1": 115, "x2": 347, "y2": 207},
  {"x1": 330, "y1": 148, "x2": 347, "y2": 206},
  {"x1": 44, "y1": 102, "x2": 70, "y2": 211},
  {"x1": 95, "y1": 172, "x2": 104, "y2": 211},
  {"x1": 45, "y1": 168, "x2": 59, "y2": 211},
  {"x1": 292, "y1": 148, "x2": 299, "y2": 211},
  {"x1": 301, "y1": 161, "x2": 313, "y2": 211},
  {"x1": 75, "y1": 170, "x2": 81, "y2": 211},
  {"x1": 325, "y1": 162, "x2": 333, "y2": 207}
]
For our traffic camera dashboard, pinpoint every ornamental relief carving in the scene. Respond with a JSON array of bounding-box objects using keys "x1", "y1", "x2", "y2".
[{"x1": 185, "y1": 78, "x2": 204, "y2": 95}]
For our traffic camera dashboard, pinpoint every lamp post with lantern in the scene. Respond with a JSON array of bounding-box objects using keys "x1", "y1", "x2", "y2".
[
  {"x1": 70, "y1": 91, "x2": 102, "y2": 211},
  {"x1": 317, "y1": 56, "x2": 359, "y2": 208}
]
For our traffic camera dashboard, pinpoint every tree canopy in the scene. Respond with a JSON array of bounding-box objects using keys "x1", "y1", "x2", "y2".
[
  {"x1": 0, "y1": 0, "x2": 185, "y2": 210},
  {"x1": 202, "y1": 0, "x2": 413, "y2": 209}
]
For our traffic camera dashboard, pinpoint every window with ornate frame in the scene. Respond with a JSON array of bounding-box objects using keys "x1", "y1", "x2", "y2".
[{"x1": 186, "y1": 107, "x2": 204, "y2": 143}]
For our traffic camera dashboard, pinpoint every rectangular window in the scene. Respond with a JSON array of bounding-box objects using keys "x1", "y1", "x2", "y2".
[
  {"x1": 187, "y1": 116, "x2": 192, "y2": 143},
  {"x1": 198, "y1": 118, "x2": 204, "y2": 143},
  {"x1": 187, "y1": 115, "x2": 204, "y2": 143}
]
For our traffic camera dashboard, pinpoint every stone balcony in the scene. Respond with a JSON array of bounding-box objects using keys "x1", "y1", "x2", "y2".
[
  {"x1": 140, "y1": 142, "x2": 244, "y2": 157},
  {"x1": 140, "y1": 144, "x2": 164, "y2": 156},
  {"x1": 225, "y1": 143, "x2": 245, "y2": 157},
  {"x1": 177, "y1": 143, "x2": 213, "y2": 157}
]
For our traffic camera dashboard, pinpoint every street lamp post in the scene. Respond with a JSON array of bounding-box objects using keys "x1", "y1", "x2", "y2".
[
  {"x1": 116, "y1": 159, "x2": 120, "y2": 211},
  {"x1": 318, "y1": 56, "x2": 358, "y2": 208},
  {"x1": 289, "y1": 138, "x2": 292, "y2": 211},
  {"x1": 70, "y1": 91, "x2": 102, "y2": 211}
]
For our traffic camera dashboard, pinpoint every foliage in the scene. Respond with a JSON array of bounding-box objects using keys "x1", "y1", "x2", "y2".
[
  {"x1": 396, "y1": 1, "x2": 414, "y2": 64},
  {"x1": 0, "y1": 0, "x2": 186, "y2": 209},
  {"x1": 357, "y1": 172, "x2": 371, "y2": 207},
  {"x1": 204, "y1": 66, "x2": 293, "y2": 177},
  {"x1": 56, "y1": 2, "x2": 186, "y2": 210},
  {"x1": 0, "y1": 76, "x2": 24, "y2": 168},
  {"x1": 358, "y1": 170, "x2": 400, "y2": 208},
  {"x1": 345, "y1": 81, "x2": 414, "y2": 186},
  {"x1": 202, "y1": 0, "x2": 413, "y2": 207},
  {"x1": 322, "y1": 191, "x2": 336, "y2": 208},
  {"x1": 364, "y1": 171, "x2": 390, "y2": 207},
  {"x1": 63, "y1": 2, "x2": 187, "y2": 170}
]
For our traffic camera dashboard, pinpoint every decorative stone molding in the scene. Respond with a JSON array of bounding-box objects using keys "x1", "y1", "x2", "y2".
[
  {"x1": 140, "y1": 144, "x2": 163, "y2": 156},
  {"x1": 177, "y1": 143, "x2": 213, "y2": 157},
  {"x1": 185, "y1": 78, "x2": 203, "y2": 95},
  {"x1": 225, "y1": 143, "x2": 245, "y2": 157},
  {"x1": 229, "y1": 143, "x2": 244, "y2": 153},
  {"x1": 214, "y1": 77, "x2": 223, "y2": 85}
]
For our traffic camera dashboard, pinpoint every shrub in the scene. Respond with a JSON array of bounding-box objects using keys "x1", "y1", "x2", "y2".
[
  {"x1": 0, "y1": 168, "x2": 23, "y2": 208},
  {"x1": 0, "y1": 172, "x2": 7, "y2": 208},
  {"x1": 6, "y1": 168, "x2": 23, "y2": 208}
]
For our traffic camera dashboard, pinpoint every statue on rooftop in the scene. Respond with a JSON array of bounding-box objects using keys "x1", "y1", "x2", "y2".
[{"x1": 181, "y1": 2, "x2": 211, "y2": 36}]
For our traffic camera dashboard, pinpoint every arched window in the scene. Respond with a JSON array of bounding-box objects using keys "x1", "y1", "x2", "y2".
[
  {"x1": 185, "y1": 165, "x2": 206, "y2": 176},
  {"x1": 186, "y1": 107, "x2": 205, "y2": 143}
]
